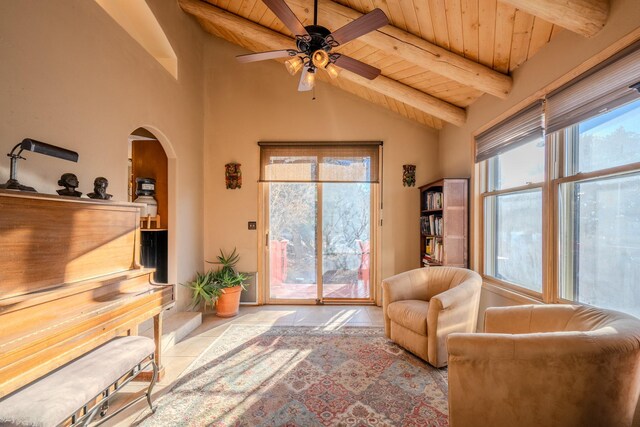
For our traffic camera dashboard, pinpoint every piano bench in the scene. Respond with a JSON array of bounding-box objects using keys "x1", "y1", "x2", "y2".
[{"x1": 0, "y1": 336, "x2": 158, "y2": 427}]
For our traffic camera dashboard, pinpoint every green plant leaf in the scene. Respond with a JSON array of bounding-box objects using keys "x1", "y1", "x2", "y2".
[{"x1": 185, "y1": 249, "x2": 246, "y2": 311}]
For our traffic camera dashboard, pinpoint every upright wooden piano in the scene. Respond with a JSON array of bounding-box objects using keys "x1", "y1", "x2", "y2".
[{"x1": 0, "y1": 190, "x2": 175, "y2": 398}]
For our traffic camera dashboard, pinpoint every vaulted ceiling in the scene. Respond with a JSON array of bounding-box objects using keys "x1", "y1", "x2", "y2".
[{"x1": 179, "y1": 0, "x2": 609, "y2": 129}]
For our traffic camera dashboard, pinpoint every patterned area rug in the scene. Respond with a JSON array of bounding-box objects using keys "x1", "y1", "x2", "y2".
[{"x1": 138, "y1": 326, "x2": 448, "y2": 426}]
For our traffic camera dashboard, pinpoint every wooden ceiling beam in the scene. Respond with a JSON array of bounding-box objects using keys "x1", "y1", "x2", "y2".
[
  {"x1": 285, "y1": 0, "x2": 512, "y2": 99},
  {"x1": 499, "y1": 0, "x2": 608, "y2": 37},
  {"x1": 179, "y1": 0, "x2": 467, "y2": 126},
  {"x1": 344, "y1": 73, "x2": 465, "y2": 126}
]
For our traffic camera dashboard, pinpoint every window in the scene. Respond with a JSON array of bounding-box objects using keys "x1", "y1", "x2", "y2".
[
  {"x1": 475, "y1": 42, "x2": 640, "y2": 316},
  {"x1": 477, "y1": 102, "x2": 545, "y2": 295},
  {"x1": 566, "y1": 99, "x2": 640, "y2": 174},
  {"x1": 557, "y1": 99, "x2": 640, "y2": 317},
  {"x1": 487, "y1": 139, "x2": 545, "y2": 191},
  {"x1": 483, "y1": 140, "x2": 544, "y2": 293},
  {"x1": 484, "y1": 189, "x2": 543, "y2": 292}
]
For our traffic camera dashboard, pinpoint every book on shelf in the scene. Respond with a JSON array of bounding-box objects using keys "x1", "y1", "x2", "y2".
[
  {"x1": 423, "y1": 191, "x2": 443, "y2": 211},
  {"x1": 423, "y1": 239, "x2": 444, "y2": 266},
  {"x1": 420, "y1": 215, "x2": 443, "y2": 236}
]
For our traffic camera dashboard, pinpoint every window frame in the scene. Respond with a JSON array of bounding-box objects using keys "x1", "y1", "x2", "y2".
[
  {"x1": 470, "y1": 38, "x2": 640, "y2": 309},
  {"x1": 552, "y1": 119, "x2": 640, "y2": 306},
  {"x1": 477, "y1": 101, "x2": 640, "y2": 306},
  {"x1": 479, "y1": 148, "x2": 548, "y2": 300}
]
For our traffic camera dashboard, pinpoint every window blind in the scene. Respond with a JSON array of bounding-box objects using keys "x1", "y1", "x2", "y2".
[
  {"x1": 474, "y1": 101, "x2": 544, "y2": 163},
  {"x1": 259, "y1": 142, "x2": 381, "y2": 183},
  {"x1": 546, "y1": 42, "x2": 640, "y2": 134}
]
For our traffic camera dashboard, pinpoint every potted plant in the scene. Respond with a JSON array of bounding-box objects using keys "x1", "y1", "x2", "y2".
[
  {"x1": 183, "y1": 270, "x2": 216, "y2": 312},
  {"x1": 207, "y1": 248, "x2": 247, "y2": 318},
  {"x1": 183, "y1": 249, "x2": 247, "y2": 316}
]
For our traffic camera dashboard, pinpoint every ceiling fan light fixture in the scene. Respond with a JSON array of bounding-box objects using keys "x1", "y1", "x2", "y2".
[
  {"x1": 285, "y1": 56, "x2": 304, "y2": 75},
  {"x1": 299, "y1": 67, "x2": 316, "y2": 91},
  {"x1": 237, "y1": 0, "x2": 386, "y2": 90},
  {"x1": 325, "y1": 63, "x2": 340, "y2": 79},
  {"x1": 311, "y1": 50, "x2": 330, "y2": 68},
  {"x1": 303, "y1": 67, "x2": 316, "y2": 87}
]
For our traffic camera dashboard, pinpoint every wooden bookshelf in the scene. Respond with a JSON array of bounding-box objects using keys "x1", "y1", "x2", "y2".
[{"x1": 419, "y1": 178, "x2": 468, "y2": 268}]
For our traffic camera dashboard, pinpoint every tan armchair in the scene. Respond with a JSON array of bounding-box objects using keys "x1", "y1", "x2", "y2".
[
  {"x1": 447, "y1": 304, "x2": 640, "y2": 427},
  {"x1": 382, "y1": 267, "x2": 482, "y2": 368}
]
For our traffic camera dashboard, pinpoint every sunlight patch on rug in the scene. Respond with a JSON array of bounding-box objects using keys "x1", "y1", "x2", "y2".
[{"x1": 138, "y1": 326, "x2": 448, "y2": 426}]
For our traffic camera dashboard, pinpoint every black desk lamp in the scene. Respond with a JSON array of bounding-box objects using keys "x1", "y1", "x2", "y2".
[{"x1": 0, "y1": 138, "x2": 79, "y2": 192}]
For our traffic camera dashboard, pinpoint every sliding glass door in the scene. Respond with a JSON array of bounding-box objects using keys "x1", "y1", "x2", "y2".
[
  {"x1": 261, "y1": 142, "x2": 379, "y2": 304},
  {"x1": 267, "y1": 182, "x2": 372, "y2": 302},
  {"x1": 321, "y1": 183, "x2": 371, "y2": 300},
  {"x1": 267, "y1": 183, "x2": 318, "y2": 300}
]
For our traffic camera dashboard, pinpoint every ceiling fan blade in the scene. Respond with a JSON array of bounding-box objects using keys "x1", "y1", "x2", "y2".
[
  {"x1": 236, "y1": 49, "x2": 296, "y2": 63},
  {"x1": 263, "y1": 0, "x2": 309, "y2": 37},
  {"x1": 333, "y1": 55, "x2": 381, "y2": 80},
  {"x1": 329, "y1": 8, "x2": 388, "y2": 46}
]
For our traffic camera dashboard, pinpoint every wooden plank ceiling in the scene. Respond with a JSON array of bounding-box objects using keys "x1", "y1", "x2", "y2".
[{"x1": 181, "y1": 0, "x2": 565, "y2": 129}]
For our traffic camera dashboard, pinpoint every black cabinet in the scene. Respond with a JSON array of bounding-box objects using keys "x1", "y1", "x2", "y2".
[{"x1": 140, "y1": 230, "x2": 168, "y2": 283}]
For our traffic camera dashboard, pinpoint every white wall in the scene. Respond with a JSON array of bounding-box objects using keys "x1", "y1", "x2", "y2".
[
  {"x1": 0, "y1": 0, "x2": 206, "y2": 310},
  {"x1": 202, "y1": 37, "x2": 441, "y2": 299},
  {"x1": 437, "y1": 0, "x2": 640, "y2": 314}
]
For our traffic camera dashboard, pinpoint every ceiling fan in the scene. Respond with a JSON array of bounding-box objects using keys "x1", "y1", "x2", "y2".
[{"x1": 236, "y1": 0, "x2": 389, "y2": 91}]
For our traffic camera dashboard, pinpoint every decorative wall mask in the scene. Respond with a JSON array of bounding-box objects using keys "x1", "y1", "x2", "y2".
[
  {"x1": 403, "y1": 164, "x2": 416, "y2": 187},
  {"x1": 56, "y1": 173, "x2": 82, "y2": 197},
  {"x1": 225, "y1": 163, "x2": 242, "y2": 189},
  {"x1": 87, "y1": 176, "x2": 112, "y2": 200}
]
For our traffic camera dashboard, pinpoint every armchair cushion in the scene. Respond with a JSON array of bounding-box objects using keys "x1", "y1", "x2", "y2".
[{"x1": 387, "y1": 300, "x2": 429, "y2": 335}]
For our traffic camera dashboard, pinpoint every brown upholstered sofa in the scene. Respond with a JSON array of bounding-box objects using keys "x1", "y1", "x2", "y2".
[
  {"x1": 382, "y1": 267, "x2": 482, "y2": 368},
  {"x1": 447, "y1": 304, "x2": 640, "y2": 427}
]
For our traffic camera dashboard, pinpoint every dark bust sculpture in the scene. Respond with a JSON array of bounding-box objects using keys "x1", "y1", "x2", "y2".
[
  {"x1": 56, "y1": 173, "x2": 82, "y2": 197},
  {"x1": 87, "y1": 176, "x2": 112, "y2": 200}
]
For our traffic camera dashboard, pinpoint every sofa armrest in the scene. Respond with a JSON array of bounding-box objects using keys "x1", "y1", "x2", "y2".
[
  {"x1": 426, "y1": 280, "x2": 481, "y2": 367},
  {"x1": 430, "y1": 280, "x2": 478, "y2": 311}
]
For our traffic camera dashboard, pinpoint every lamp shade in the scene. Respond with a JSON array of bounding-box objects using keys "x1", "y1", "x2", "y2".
[
  {"x1": 312, "y1": 50, "x2": 330, "y2": 68},
  {"x1": 285, "y1": 57, "x2": 304, "y2": 75},
  {"x1": 20, "y1": 139, "x2": 79, "y2": 162},
  {"x1": 299, "y1": 67, "x2": 316, "y2": 91},
  {"x1": 325, "y1": 63, "x2": 340, "y2": 79}
]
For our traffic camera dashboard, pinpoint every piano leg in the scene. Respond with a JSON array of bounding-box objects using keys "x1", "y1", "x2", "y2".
[
  {"x1": 137, "y1": 313, "x2": 166, "y2": 382},
  {"x1": 153, "y1": 313, "x2": 166, "y2": 381}
]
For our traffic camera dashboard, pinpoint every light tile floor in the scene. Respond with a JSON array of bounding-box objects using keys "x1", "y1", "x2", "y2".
[
  {"x1": 104, "y1": 305, "x2": 384, "y2": 426},
  {"x1": 269, "y1": 281, "x2": 371, "y2": 299}
]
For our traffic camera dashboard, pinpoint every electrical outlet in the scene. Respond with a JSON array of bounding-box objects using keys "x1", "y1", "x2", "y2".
[{"x1": 248, "y1": 221, "x2": 257, "y2": 230}]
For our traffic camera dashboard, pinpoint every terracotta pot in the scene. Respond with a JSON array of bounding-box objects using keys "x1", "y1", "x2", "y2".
[{"x1": 215, "y1": 285, "x2": 242, "y2": 318}]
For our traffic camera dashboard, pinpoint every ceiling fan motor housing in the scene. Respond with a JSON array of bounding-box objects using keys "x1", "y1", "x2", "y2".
[{"x1": 297, "y1": 25, "x2": 333, "y2": 57}]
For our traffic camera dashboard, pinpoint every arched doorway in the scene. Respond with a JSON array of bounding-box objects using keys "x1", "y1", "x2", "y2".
[{"x1": 129, "y1": 127, "x2": 169, "y2": 283}]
